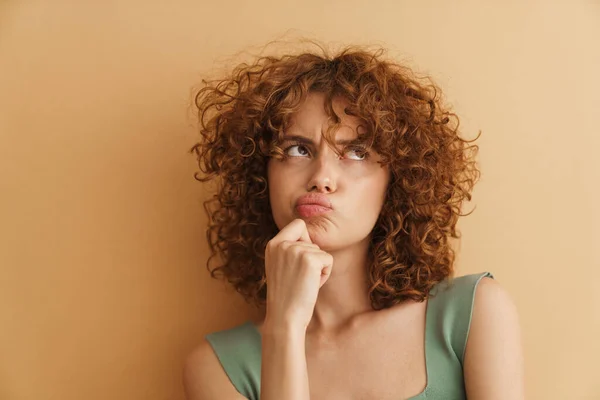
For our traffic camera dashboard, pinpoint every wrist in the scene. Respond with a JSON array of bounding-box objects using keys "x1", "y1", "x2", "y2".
[{"x1": 262, "y1": 316, "x2": 307, "y2": 338}]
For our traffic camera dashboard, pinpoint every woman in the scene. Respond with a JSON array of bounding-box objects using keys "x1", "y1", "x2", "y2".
[{"x1": 183, "y1": 43, "x2": 524, "y2": 400}]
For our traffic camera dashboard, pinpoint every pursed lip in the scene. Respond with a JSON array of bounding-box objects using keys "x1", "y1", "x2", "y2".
[{"x1": 295, "y1": 193, "x2": 333, "y2": 209}]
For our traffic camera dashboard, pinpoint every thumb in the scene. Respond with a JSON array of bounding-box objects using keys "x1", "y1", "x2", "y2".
[
  {"x1": 319, "y1": 263, "x2": 332, "y2": 288},
  {"x1": 296, "y1": 219, "x2": 313, "y2": 244}
]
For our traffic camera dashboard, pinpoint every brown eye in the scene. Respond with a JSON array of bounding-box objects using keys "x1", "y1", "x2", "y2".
[
  {"x1": 345, "y1": 147, "x2": 369, "y2": 161},
  {"x1": 285, "y1": 144, "x2": 310, "y2": 157}
]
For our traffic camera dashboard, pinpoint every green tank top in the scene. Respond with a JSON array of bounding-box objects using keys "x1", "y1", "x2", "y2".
[{"x1": 205, "y1": 271, "x2": 494, "y2": 399}]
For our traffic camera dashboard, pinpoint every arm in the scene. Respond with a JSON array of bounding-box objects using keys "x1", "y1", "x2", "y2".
[
  {"x1": 182, "y1": 339, "x2": 247, "y2": 400},
  {"x1": 260, "y1": 320, "x2": 311, "y2": 400},
  {"x1": 464, "y1": 277, "x2": 526, "y2": 399}
]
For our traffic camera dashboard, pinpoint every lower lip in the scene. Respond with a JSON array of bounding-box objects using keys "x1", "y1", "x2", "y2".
[{"x1": 296, "y1": 205, "x2": 332, "y2": 217}]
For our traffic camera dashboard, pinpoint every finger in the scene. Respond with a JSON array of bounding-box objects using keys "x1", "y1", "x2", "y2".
[
  {"x1": 295, "y1": 220, "x2": 312, "y2": 244},
  {"x1": 286, "y1": 241, "x2": 320, "y2": 250},
  {"x1": 314, "y1": 253, "x2": 333, "y2": 287},
  {"x1": 305, "y1": 251, "x2": 333, "y2": 273},
  {"x1": 271, "y1": 218, "x2": 312, "y2": 246}
]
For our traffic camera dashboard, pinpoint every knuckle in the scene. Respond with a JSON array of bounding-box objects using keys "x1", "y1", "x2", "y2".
[
  {"x1": 298, "y1": 250, "x2": 309, "y2": 260},
  {"x1": 291, "y1": 245, "x2": 304, "y2": 257}
]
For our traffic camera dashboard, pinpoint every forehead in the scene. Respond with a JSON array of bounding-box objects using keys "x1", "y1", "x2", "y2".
[{"x1": 287, "y1": 92, "x2": 363, "y2": 140}]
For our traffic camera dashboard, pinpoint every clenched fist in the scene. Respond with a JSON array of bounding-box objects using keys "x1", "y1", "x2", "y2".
[{"x1": 263, "y1": 219, "x2": 334, "y2": 332}]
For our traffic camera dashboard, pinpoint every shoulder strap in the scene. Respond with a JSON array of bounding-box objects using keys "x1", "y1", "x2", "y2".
[
  {"x1": 204, "y1": 273, "x2": 492, "y2": 398},
  {"x1": 205, "y1": 321, "x2": 262, "y2": 400},
  {"x1": 428, "y1": 271, "x2": 494, "y2": 364}
]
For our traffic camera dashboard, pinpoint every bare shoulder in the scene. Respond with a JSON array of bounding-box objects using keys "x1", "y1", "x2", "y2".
[
  {"x1": 469, "y1": 277, "x2": 521, "y2": 340},
  {"x1": 182, "y1": 339, "x2": 247, "y2": 400},
  {"x1": 464, "y1": 277, "x2": 525, "y2": 399},
  {"x1": 473, "y1": 276, "x2": 517, "y2": 309}
]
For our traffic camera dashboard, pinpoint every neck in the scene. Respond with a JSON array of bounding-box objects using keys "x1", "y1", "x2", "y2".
[{"x1": 307, "y1": 237, "x2": 374, "y2": 335}]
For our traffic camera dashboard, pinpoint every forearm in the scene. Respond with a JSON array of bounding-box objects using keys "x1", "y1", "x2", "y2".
[{"x1": 260, "y1": 322, "x2": 310, "y2": 400}]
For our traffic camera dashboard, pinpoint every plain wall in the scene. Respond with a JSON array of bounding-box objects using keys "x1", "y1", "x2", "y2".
[{"x1": 1, "y1": 1, "x2": 599, "y2": 399}]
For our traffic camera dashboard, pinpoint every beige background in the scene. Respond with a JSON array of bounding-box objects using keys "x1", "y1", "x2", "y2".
[{"x1": 1, "y1": 1, "x2": 598, "y2": 399}]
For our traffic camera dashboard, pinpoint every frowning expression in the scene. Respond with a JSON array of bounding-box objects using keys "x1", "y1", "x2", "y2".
[{"x1": 267, "y1": 92, "x2": 390, "y2": 250}]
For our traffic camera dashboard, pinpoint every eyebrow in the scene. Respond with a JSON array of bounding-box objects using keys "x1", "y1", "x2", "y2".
[{"x1": 281, "y1": 134, "x2": 366, "y2": 146}]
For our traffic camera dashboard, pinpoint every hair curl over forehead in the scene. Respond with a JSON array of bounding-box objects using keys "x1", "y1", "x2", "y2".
[{"x1": 190, "y1": 42, "x2": 480, "y2": 310}]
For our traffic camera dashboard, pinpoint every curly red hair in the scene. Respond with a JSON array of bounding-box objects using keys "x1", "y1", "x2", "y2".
[{"x1": 190, "y1": 42, "x2": 480, "y2": 310}]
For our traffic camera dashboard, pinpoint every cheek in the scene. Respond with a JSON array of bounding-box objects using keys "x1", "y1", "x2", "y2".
[
  {"x1": 267, "y1": 162, "x2": 287, "y2": 198},
  {"x1": 268, "y1": 159, "x2": 304, "y2": 191},
  {"x1": 267, "y1": 162, "x2": 293, "y2": 226},
  {"x1": 357, "y1": 186, "x2": 386, "y2": 213},
  {"x1": 352, "y1": 175, "x2": 389, "y2": 218},
  {"x1": 353, "y1": 168, "x2": 389, "y2": 197}
]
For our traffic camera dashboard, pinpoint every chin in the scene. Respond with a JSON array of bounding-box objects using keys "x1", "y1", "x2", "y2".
[{"x1": 303, "y1": 218, "x2": 335, "y2": 248}]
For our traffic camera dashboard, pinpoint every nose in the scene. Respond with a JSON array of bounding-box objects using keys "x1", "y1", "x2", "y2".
[{"x1": 306, "y1": 146, "x2": 339, "y2": 193}]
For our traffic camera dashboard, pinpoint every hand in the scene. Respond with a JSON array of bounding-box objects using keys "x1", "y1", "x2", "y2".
[{"x1": 263, "y1": 218, "x2": 333, "y2": 333}]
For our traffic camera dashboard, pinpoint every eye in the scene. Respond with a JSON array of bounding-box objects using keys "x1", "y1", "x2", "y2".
[
  {"x1": 344, "y1": 147, "x2": 370, "y2": 161},
  {"x1": 284, "y1": 144, "x2": 310, "y2": 157}
]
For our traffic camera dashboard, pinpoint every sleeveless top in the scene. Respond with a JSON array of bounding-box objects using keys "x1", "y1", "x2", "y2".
[{"x1": 205, "y1": 271, "x2": 494, "y2": 399}]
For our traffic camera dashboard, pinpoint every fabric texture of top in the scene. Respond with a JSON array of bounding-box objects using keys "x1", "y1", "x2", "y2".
[{"x1": 205, "y1": 271, "x2": 494, "y2": 399}]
